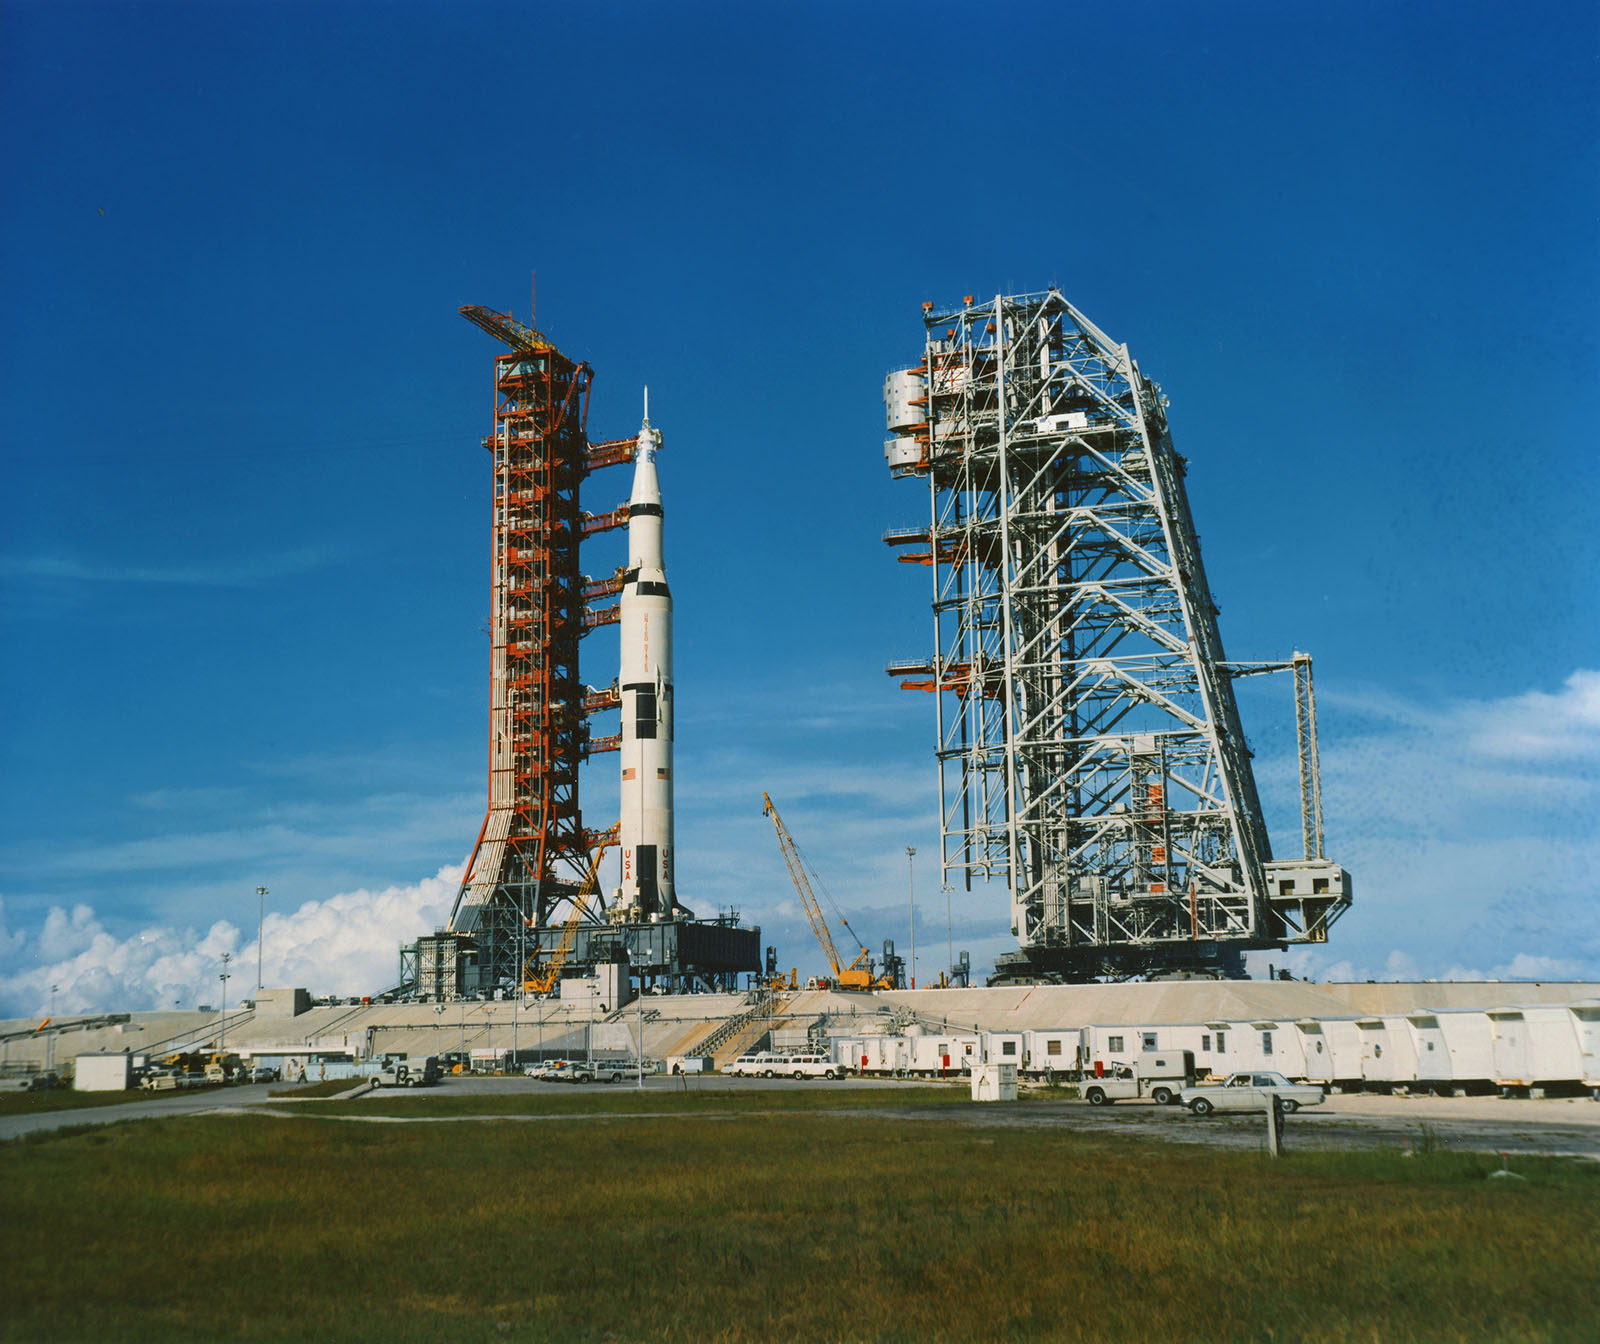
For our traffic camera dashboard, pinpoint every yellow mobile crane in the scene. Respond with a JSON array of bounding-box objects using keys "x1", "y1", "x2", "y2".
[
  {"x1": 762, "y1": 792, "x2": 894, "y2": 991},
  {"x1": 522, "y1": 839, "x2": 614, "y2": 997}
]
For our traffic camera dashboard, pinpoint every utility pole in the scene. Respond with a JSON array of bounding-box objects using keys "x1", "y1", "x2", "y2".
[
  {"x1": 255, "y1": 887, "x2": 268, "y2": 992},
  {"x1": 636, "y1": 989, "x2": 645, "y2": 1090},
  {"x1": 943, "y1": 883, "x2": 954, "y2": 982},
  {"x1": 219, "y1": 954, "x2": 232, "y2": 1053},
  {"x1": 906, "y1": 847, "x2": 917, "y2": 989},
  {"x1": 46, "y1": 984, "x2": 59, "y2": 1073}
]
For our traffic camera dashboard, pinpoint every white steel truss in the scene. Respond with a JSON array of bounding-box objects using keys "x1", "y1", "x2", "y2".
[{"x1": 885, "y1": 290, "x2": 1348, "y2": 979}]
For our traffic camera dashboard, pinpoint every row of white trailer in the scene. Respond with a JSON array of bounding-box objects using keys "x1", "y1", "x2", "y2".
[{"x1": 830, "y1": 1001, "x2": 1600, "y2": 1095}]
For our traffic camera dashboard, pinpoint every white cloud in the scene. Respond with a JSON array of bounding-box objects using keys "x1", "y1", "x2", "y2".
[
  {"x1": 1250, "y1": 670, "x2": 1600, "y2": 983},
  {"x1": 0, "y1": 866, "x2": 459, "y2": 1017},
  {"x1": 1464, "y1": 669, "x2": 1600, "y2": 763},
  {"x1": 0, "y1": 547, "x2": 338, "y2": 588}
]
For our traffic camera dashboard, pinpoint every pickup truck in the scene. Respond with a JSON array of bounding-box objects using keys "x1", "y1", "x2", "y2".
[
  {"x1": 370, "y1": 1056, "x2": 441, "y2": 1089},
  {"x1": 1080, "y1": 1052, "x2": 1195, "y2": 1106},
  {"x1": 1178, "y1": 1071, "x2": 1325, "y2": 1116},
  {"x1": 543, "y1": 1059, "x2": 631, "y2": 1084}
]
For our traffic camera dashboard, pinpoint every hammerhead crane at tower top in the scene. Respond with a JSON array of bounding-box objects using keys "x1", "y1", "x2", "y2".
[{"x1": 883, "y1": 289, "x2": 1352, "y2": 983}]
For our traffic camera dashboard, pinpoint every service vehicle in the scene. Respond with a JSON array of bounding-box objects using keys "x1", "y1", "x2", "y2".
[
  {"x1": 1179, "y1": 1071, "x2": 1325, "y2": 1116},
  {"x1": 370, "y1": 1055, "x2": 441, "y2": 1088},
  {"x1": 1080, "y1": 1051, "x2": 1196, "y2": 1106},
  {"x1": 583, "y1": 1059, "x2": 634, "y2": 1084},
  {"x1": 667, "y1": 1055, "x2": 713, "y2": 1075},
  {"x1": 725, "y1": 1052, "x2": 785, "y2": 1077},
  {"x1": 540, "y1": 1059, "x2": 629, "y2": 1084},
  {"x1": 770, "y1": 1053, "x2": 840, "y2": 1080}
]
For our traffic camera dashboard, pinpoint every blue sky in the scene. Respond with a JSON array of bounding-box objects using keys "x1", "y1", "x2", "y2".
[{"x1": 2, "y1": 0, "x2": 1596, "y2": 1013}]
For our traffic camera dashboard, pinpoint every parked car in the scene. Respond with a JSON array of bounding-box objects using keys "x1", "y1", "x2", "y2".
[
  {"x1": 771, "y1": 1053, "x2": 840, "y2": 1080},
  {"x1": 247, "y1": 1065, "x2": 280, "y2": 1084},
  {"x1": 725, "y1": 1052, "x2": 784, "y2": 1078},
  {"x1": 1178, "y1": 1071, "x2": 1325, "y2": 1116}
]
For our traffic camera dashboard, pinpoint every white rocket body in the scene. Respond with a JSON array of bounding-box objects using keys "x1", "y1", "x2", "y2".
[{"x1": 616, "y1": 414, "x2": 675, "y2": 920}]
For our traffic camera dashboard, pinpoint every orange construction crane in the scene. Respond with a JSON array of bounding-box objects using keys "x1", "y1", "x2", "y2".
[
  {"x1": 523, "y1": 839, "x2": 614, "y2": 996},
  {"x1": 762, "y1": 793, "x2": 893, "y2": 991}
]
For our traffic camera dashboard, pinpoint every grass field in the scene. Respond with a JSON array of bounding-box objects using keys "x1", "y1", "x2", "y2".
[{"x1": 2, "y1": 1093, "x2": 1595, "y2": 1344}]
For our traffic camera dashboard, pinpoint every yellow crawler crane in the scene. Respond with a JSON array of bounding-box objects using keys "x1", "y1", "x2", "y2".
[
  {"x1": 523, "y1": 841, "x2": 613, "y2": 996},
  {"x1": 761, "y1": 792, "x2": 893, "y2": 991}
]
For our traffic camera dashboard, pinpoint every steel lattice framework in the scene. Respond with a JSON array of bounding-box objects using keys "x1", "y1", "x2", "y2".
[
  {"x1": 445, "y1": 308, "x2": 629, "y2": 989},
  {"x1": 885, "y1": 290, "x2": 1349, "y2": 980}
]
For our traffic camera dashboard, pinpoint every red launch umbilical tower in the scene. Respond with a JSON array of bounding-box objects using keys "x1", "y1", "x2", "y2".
[
  {"x1": 402, "y1": 303, "x2": 760, "y2": 999},
  {"x1": 441, "y1": 307, "x2": 633, "y2": 992}
]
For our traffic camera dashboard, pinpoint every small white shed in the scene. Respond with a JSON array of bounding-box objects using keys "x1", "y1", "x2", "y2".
[
  {"x1": 970, "y1": 1063, "x2": 1017, "y2": 1101},
  {"x1": 74, "y1": 1053, "x2": 131, "y2": 1091}
]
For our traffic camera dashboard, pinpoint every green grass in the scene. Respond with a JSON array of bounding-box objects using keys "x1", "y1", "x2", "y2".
[
  {"x1": 2, "y1": 1104, "x2": 1594, "y2": 1343},
  {"x1": 267, "y1": 1077, "x2": 369, "y2": 1099}
]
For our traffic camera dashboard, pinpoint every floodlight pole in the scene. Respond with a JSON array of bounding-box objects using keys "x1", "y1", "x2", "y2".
[
  {"x1": 47, "y1": 984, "x2": 59, "y2": 1073},
  {"x1": 636, "y1": 989, "x2": 644, "y2": 1090},
  {"x1": 906, "y1": 847, "x2": 917, "y2": 990},
  {"x1": 942, "y1": 883, "x2": 954, "y2": 981},
  {"x1": 255, "y1": 886, "x2": 268, "y2": 992},
  {"x1": 219, "y1": 953, "x2": 232, "y2": 1053}
]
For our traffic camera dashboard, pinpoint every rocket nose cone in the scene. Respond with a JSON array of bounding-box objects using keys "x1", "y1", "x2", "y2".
[{"x1": 630, "y1": 426, "x2": 663, "y2": 504}]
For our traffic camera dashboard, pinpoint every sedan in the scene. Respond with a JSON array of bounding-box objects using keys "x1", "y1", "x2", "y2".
[{"x1": 1178, "y1": 1071, "x2": 1325, "y2": 1116}]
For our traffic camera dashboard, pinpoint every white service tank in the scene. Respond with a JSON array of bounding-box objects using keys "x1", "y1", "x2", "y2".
[{"x1": 884, "y1": 368, "x2": 926, "y2": 432}]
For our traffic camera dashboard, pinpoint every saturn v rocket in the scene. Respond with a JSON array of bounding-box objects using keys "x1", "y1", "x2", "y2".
[{"x1": 615, "y1": 405, "x2": 676, "y2": 921}]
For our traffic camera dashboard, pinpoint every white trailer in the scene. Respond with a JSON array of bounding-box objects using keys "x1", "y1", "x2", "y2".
[
  {"x1": 1021, "y1": 1028, "x2": 1083, "y2": 1079},
  {"x1": 980, "y1": 1031, "x2": 1026, "y2": 1070},
  {"x1": 1356, "y1": 1017, "x2": 1418, "y2": 1090},
  {"x1": 1487, "y1": 1007, "x2": 1583, "y2": 1094},
  {"x1": 1082, "y1": 1024, "x2": 1169, "y2": 1073},
  {"x1": 1215, "y1": 1020, "x2": 1311, "y2": 1080},
  {"x1": 74, "y1": 1053, "x2": 131, "y2": 1091},
  {"x1": 841, "y1": 1035, "x2": 910, "y2": 1076},
  {"x1": 908, "y1": 1033, "x2": 977, "y2": 1076},
  {"x1": 1294, "y1": 1021, "x2": 1336, "y2": 1085},
  {"x1": 1404, "y1": 1014, "x2": 1453, "y2": 1091},
  {"x1": 1317, "y1": 1019, "x2": 1367, "y2": 1089},
  {"x1": 1433, "y1": 1010, "x2": 1496, "y2": 1092},
  {"x1": 1568, "y1": 1002, "x2": 1600, "y2": 1096}
]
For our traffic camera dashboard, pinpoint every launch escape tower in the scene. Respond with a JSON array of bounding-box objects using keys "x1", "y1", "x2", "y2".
[
  {"x1": 884, "y1": 290, "x2": 1351, "y2": 983},
  {"x1": 401, "y1": 306, "x2": 757, "y2": 999}
]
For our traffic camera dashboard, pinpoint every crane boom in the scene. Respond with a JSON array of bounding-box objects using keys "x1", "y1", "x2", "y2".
[
  {"x1": 762, "y1": 792, "x2": 846, "y2": 978},
  {"x1": 523, "y1": 839, "x2": 614, "y2": 995},
  {"x1": 459, "y1": 305, "x2": 556, "y2": 354}
]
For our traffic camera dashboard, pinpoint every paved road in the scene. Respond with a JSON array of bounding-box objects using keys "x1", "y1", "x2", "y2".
[
  {"x1": 6, "y1": 1077, "x2": 1597, "y2": 1157},
  {"x1": 0, "y1": 1081, "x2": 299, "y2": 1141}
]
